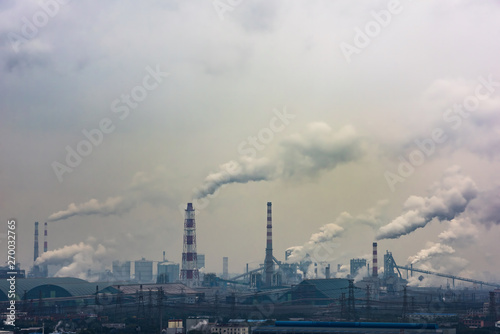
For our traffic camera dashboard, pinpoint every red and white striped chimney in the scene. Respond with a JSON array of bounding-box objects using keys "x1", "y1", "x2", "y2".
[{"x1": 372, "y1": 242, "x2": 378, "y2": 277}]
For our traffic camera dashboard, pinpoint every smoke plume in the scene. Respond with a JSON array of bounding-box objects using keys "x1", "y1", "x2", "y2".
[
  {"x1": 286, "y1": 201, "x2": 387, "y2": 264},
  {"x1": 48, "y1": 167, "x2": 174, "y2": 222},
  {"x1": 195, "y1": 122, "x2": 364, "y2": 199},
  {"x1": 286, "y1": 223, "x2": 344, "y2": 264},
  {"x1": 407, "y1": 242, "x2": 455, "y2": 264},
  {"x1": 376, "y1": 166, "x2": 478, "y2": 240},
  {"x1": 194, "y1": 157, "x2": 275, "y2": 199},
  {"x1": 189, "y1": 320, "x2": 208, "y2": 331},
  {"x1": 35, "y1": 240, "x2": 108, "y2": 280}
]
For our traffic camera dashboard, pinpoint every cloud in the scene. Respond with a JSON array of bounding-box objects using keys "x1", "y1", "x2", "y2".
[
  {"x1": 195, "y1": 122, "x2": 364, "y2": 199},
  {"x1": 466, "y1": 186, "x2": 500, "y2": 227},
  {"x1": 376, "y1": 166, "x2": 478, "y2": 240},
  {"x1": 438, "y1": 217, "x2": 479, "y2": 245}
]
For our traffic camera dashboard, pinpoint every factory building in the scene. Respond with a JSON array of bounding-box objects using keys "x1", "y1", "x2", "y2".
[
  {"x1": 112, "y1": 261, "x2": 131, "y2": 281},
  {"x1": 134, "y1": 258, "x2": 153, "y2": 283},
  {"x1": 157, "y1": 261, "x2": 180, "y2": 283},
  {"x1": 350, "y1": 258, "x2": 367, "y2": 277},
  {"x1": 278, "y1": 278, "x2": 362, "y2": 305},
  {"x1": 223, "y1": 257, "x2": 229, "y2": 279},
  {"x1": 197, "y1": 253, "x2": 205, "y2": 270},
  {"x1": 254, "y1": 321, "x2": 443, "y2": 334}
]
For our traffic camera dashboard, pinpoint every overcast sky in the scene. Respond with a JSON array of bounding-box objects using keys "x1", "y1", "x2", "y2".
[{"x1": 1, "y1": 0, "x2": 499, "y2": 283}]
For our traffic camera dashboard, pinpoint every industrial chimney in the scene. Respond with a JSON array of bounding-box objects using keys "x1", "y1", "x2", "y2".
[
  {"x1": 372, "y1": 242, "x2": 378, "y2": 277},
  {"x1": 264, "y1": 202, "x2": 274, "y2": 287},
  {"x1": 43, "y1": 222, "x2": 48, "y2": 277},
  {"x1": 180, "y1": 203, "x2": 199, "y2": 286},
  {"x1": 223, "y1": 257, "x2": 229, "y2": 279},
  {"x1": 34, "y1": 222, "x2": 39, "y2": 262}
]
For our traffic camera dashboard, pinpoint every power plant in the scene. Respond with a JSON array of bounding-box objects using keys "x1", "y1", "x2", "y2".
[{"x1": 13, "y1": 201, "x2": 499, "y2": 332}]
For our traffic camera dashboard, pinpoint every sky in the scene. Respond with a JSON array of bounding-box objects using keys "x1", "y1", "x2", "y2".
[{"x1": 1, "y1": 0, "x2": 499, "y2": 284}]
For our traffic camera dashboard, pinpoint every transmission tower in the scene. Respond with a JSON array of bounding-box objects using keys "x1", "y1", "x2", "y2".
[
  {"x1": 402, "y1": 286, "x2": 409, "y2": 321},
  {"x1": 366, "y1": 285, "x2": 371, "y2": 320},
  {"x1": 488, "y1": 291, "x2": 497, "y2": 321},
  {"x1": 347, "y1": 280, "x2": 356, "y2": 320}
]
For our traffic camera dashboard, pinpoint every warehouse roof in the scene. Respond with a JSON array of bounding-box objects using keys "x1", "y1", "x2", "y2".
[{"x1": 0, "y1": 277, "x2": 114, "y2": 301}]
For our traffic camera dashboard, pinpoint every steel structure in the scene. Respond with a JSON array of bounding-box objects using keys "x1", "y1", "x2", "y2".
[
  {"x1": 264, "y1": 202, "x2": 274, "y2": 287},
  {"x1": 180, "y1": 203, "x2": 199, "y2": 285},
  {"x1": 384, "y1": 250, "x2": 500, "y2": 288},
  {"x1": 396, "y1": 264, "x2": 500, "y2": 289}
]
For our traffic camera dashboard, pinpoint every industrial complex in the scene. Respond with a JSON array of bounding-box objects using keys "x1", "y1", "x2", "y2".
[{"x1": 1, "y1": 202, "x2": 499, "y2": 333}]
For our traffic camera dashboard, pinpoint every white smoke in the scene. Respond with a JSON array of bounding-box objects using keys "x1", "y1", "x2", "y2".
[
  {"x1": 334, "y1": 264, "x2": 349, "y2": 278},
  {"x1": 189, "y1": 320, "x2": 208, "y2": 331},
  {"x1": 48, "y1": 167, "x2": 174, "y2": 222},
  {"x1": 35, "y1": 240, "x2": 108, "y2": 280},
  {"x1": 286, "y1": 223, "x2": 344, "y2": 264},
  {"x1": 194, "y1": 157, "x2": 275, "y2": 199},
  {"x1": 376, "y1": 166, "x2": 478, "y2": 240},
  {"x1": 195, "y1": 122, "x2": 364, "y2": 199},
  {"x1": 407, "y1": 242, "x2": 455, "y2": 264},
  {"x1": 286, "y1": 200, "x2": 387, "y2": 264}
]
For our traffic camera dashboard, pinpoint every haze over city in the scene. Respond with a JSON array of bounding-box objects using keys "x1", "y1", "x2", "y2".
[{"x1": 1, "y1": 0, "x2": 499, "y2": 286}]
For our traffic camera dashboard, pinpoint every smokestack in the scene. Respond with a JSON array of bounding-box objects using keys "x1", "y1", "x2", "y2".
[
  {"x1": 325, "y1": 264, "x2": 331, "y2": 279},
  {"x1": 180, "y1": 203, "x2": 199, "y2": 286},
  {"x1": 372, "y1": 242, "x2": 378, "y2": 277},
  {"x1": 163, "y1": 251, "x2": 165, "y2": 262},
  {"x1": 44, "y1": 222, "x2": 48, "y2": 253},
  {"x1": 264, "y1": 202, "x2": 274, "y2": 287},
  {"x1": 34, "y1": 222, "x2": 39, "y2": 262},
  {"x1": 223, "y1": 257, "x2": 228, "y2": 279},
  {"x1": 43, "y1": 222, "x2": 48, "y2": 277}
]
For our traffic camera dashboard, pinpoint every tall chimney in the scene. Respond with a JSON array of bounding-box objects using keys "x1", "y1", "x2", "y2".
[
  {"x1": 43, "y1": 222, "x2": 48, "y2": 253},
  {"x1": 180, "y1": 203, "x2": 199, "y2": 286},
  {"x1": 325, "y1": 264, "x2": 331, "y2": 279},
  {"x1": 34, "y1": 222, "x2": 39, "y2": 262},
  {"x1": 264, "y1": 202, "x2": 274, "y2": 287},
  {"x1": 43, "y1": 222, "x2": 48, "y2": 277},
  {"x1": 223, "y1": 257, "x2": 229, "y2": 279},
  {"x1": 372, "y1": 242, "x2": 378, "y2": 277}
]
